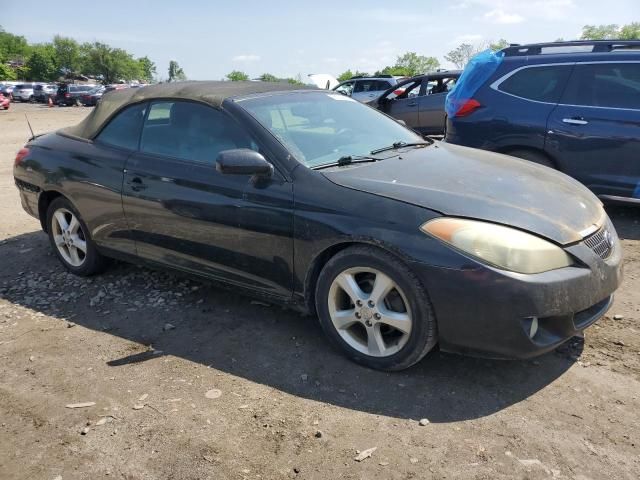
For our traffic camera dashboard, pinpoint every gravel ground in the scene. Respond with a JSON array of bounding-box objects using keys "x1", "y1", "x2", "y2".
[{"x1": 1, "y1": 103, "x2": 639, "y2": 480}]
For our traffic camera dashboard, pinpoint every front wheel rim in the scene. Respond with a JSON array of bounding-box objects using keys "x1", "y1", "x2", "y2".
[
  {"x1": 51, "y1": 208, "x2": 87, "y2": 267},
  {"x1": 328, "y1": 267, "x2": 412, "y2": 358}
]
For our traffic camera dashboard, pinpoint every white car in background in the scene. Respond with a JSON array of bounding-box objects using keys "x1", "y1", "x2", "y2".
[{"x1": 307, "y1": 73, "x2": 339, "y2": 90}]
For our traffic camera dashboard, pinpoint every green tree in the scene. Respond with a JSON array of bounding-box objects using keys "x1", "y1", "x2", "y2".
[
  {"x1": 394, "y1": 52, "x2": 439, "y2": 76},
  {"x1": 337, "y1": 70, "x2": 370, "y2": 81},
  {"x1": 84, "y1": 42, "x2": 142, "y2": 83},
  {"x1": 226, "y1": 70, "x2": 249, "y2": 81},
  {"x1": 375, "y1": 66, "x2": 412, "y2": 76},
  {"x1": 619, "y1": 22, "x2": 640, "y2": 39},
  {"x1": 25, "y1": 45, "x2": 57, "y2": 81},
  {"x1": 137, "y1": 56, "x2": 156, "y2": 83},
  {"x1": 581, "y1": 24, "x2": 620, "y2": 40},
  {"x1": 445, "y1": 44, "x2": 476, "y2": 69},
  {"x1": 337, "y1": 70, "x2": 354, "y2": 82},
  {"x1": 168, "y1": 60, "x2": 186, "y2": 82},
  {"x1": 0, "y1": 63, "x2": 17, "y2": 81},
  {"x1": 580, "y1": 23, "x2": 639, "y2": 40},
  {"x1": 0, "y1": 27, "x2": 30, "y2": 63},
  {"x1": 259, "y1": 72, "x2": 278, "y2": 82},
  {"x1": 285, "y1": 76, "x2": 304, "y2": 86},
  {"x1": 53, "y1": 35, "x2": 81, "y2": 74},
  {"x1": 488, "y1": 39, "x2": 510, "y2": 51}
]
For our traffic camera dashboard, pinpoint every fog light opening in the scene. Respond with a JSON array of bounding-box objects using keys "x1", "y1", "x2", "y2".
[{"x1": 528, "y1": 316, "x2": 539, "y2": 339}]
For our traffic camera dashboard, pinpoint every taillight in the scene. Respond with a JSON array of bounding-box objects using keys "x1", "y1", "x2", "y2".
[
  {"x1": 15, "y1": 147, "x2": 30, "y2": 167},
  {"x1": 455, "y1": 99, "x2": 482, "y2": 117}
]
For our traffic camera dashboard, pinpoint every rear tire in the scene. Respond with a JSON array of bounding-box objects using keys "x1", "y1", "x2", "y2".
[
  {"x1": 315, "y1": 245, "x2": 437, "y2": 371},
  {"x1": 46, "y1": 197, "x2": 108, "y2": 276},
  {"x1": 506, "y1": 149, "x2": 555, "y2": 169}
]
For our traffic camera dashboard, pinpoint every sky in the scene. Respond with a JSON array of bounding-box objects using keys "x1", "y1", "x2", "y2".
[{"x1": 2, "y1": 0, "x2": 638, "y2": 80}]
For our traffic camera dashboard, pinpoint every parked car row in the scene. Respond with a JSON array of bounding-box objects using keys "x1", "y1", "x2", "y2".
[
  {"x1": 331, "y1": 71, "x2": 462, "y2": 135},
  {"x1": 0, "y1": 81, "x2": 140, "y2": 106}
]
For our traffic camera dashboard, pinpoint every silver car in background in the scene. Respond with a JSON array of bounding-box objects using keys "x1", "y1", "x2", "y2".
[
  {"x1": 34, "y1": 84, "x2": 58, "y2": 102},
  {"x1": 12, "y1": 84, "x2": 35, "y2": 102},
  {"x1": 332, "y1": 76, "x2": 402, "y2": 104}
]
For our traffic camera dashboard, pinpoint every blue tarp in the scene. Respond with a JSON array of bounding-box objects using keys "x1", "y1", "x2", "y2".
[{"x1": 445, "y1": 49, "x2": 505, "y2": 117}]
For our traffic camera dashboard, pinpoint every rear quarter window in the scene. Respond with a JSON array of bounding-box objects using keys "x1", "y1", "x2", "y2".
[
  {"x1": 562, "y1": 62, "x2": 640, "y2": 110},
  {"x1": 95, "y1": 103, "x2": 147, "y2": 150},
  {"x1": 497, "y1": 65, "x2": 572, "y2": 103}
]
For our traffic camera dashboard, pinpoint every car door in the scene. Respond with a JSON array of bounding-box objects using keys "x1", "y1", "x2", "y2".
[
  {"x1": 351, "y1": 78, "x2": 386, "y2": 103},
  {"x1": 333, "y1": 81, "x2": 355, "y2": 98},
  {"x1": 383, "y1": 79, "x2": 422, "y2": 128},
  {"x1": 546, "y1": 61, "x2": 640, "y2": 199},
  {"x1": 73, "y1": 102, "x2": 147, "y2": 257},
  {"x1": 417, "y1": 75, "x2": 458, "y2": 135},
  {"x1": 122, "y1": 100, "x2": 294, "y2": 297}
]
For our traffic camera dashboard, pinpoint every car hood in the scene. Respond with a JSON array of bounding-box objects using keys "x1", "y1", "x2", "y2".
[{"x1": 322, "y1": 142, "x2": 604, "y2": 245}]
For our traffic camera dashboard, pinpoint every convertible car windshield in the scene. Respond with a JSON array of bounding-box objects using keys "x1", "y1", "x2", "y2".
[{"x1": 238, "y1": 91, "x2": 425, "y2": 168}]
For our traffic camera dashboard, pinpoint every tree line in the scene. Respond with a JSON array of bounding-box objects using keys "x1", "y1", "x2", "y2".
[{"x1": 0, "y1": 26, "x2": 167, "y2": 84}]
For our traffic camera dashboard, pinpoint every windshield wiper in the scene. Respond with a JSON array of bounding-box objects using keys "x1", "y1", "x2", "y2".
[
  {"x1": 370, "y1": 140, "x2": 431, "y2": 155},
  {"x1": 312, "y1": 155, "x2": 378, "y2": 170}
]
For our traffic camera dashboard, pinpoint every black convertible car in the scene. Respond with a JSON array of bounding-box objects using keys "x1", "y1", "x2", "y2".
[{"x1": 13, "y1": 81, "x2": 622, "y2": 370}]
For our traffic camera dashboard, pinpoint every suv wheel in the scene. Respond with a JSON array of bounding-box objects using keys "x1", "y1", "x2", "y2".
[{"x1": 315, "y1": 246, "x2": 437, "y2": 371}]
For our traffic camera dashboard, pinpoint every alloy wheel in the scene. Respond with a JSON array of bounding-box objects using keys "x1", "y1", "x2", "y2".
[
  {"x1": 51, "y1": 208, "x2": 87, "y2": 267},
  {"x1": 328, "y1": 267, "x2": 412, "y2": 357}
]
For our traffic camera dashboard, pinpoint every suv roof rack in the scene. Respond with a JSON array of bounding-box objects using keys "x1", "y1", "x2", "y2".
[{"x1": 503, "y1": 40, "x2": 640, "y2": 56}]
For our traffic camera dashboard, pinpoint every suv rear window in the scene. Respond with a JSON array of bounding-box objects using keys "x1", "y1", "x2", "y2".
[
  {"x1": 562, "y1": 62, "x2": 640, "y2": 110},
  {"x1": 498, "y1": 65, "x2": 572, "y2": 103}
]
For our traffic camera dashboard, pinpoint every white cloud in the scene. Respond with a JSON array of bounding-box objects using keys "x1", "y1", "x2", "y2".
[
  {"x1": 232, "y1": 54, "x2": 260, "y2": 62},
  {"x1": 484, "y1": 9, "x2": 525, "y2": 24},
  {"x1": 364, "y1": 8, "x2": 428, "y2": 24}
]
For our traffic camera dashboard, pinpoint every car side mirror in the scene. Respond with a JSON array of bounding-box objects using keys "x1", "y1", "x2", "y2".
[{"x1": 216, "y1": 149, "x2": 273, "y2": 177}]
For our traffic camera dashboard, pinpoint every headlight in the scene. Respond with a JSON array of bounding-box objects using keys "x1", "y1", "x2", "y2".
[{"x1": 421, "y1": 218, "x2": 573, "y2": 274}]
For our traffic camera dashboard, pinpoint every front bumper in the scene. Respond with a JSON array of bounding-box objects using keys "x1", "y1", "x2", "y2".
[{"x1": 410, "y1": 233, "x2": 623, "y2": 359}]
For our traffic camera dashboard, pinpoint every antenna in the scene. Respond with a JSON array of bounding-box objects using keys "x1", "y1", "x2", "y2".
[{"x1": 24, "y1": 114, "x2": 35, "y2": 140}]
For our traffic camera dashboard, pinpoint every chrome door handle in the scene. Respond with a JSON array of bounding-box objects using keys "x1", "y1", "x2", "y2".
[
  {"x1": 408, "y1": 102, "x2": 417, "y2": 107},
  {"x1": 562, "y1": 118, "x2": 588, "y2": 125}
]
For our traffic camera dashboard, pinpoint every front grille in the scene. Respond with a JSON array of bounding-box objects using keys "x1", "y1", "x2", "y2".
[{"x1": 584, "y1": 226, "x2": 613, "y2": 259}]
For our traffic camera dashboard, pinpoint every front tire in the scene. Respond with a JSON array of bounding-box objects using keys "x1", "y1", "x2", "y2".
[
  {"x1": 46, "y1": 197, "x2": 108, "y2": 276},
  {"x1": 315, "y1": 246, "x2": 437, "y2": 371}
]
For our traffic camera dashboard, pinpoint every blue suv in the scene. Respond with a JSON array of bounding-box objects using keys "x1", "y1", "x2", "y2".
[{"x1": 445, "y1": 40, "x2": 640, "y2": 205}]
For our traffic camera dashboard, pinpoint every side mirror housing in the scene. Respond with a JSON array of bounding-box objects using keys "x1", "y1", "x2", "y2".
[{"x1": 216, "y1": 149, "x2": 273, "y2": 177}]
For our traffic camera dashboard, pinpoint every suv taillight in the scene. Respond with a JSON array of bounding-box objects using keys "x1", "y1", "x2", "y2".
[
  {"x1": 15, "y1": 147, "x2": 30, "y2": 167},
  {"x1": 455, "y1": 99, "x2": 482, "y2": 117}
]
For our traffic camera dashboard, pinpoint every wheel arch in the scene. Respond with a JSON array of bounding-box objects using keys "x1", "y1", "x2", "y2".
[
  {"x1": 38, "y1": 190, "x2": 65, "y2": 232},
  {"x1": 303, "y1": 239, "x2": 416, "y2": 315}
]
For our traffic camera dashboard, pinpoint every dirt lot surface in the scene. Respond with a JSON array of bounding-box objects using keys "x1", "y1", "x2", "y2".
[{"x1": 1, "y1": 103, "x2": 639, "y2": 480}]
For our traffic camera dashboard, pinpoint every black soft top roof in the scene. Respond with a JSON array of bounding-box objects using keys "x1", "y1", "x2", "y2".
[{"x1": 62, "y1": 81, "x2": 315, "y2": 139}]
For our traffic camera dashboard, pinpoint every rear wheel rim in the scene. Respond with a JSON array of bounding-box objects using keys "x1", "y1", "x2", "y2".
[
  {"x1": 51, "y1": 208, "x2": 87, "y2": 267},
  {"x1": 328, "y1": 267, "x2": 412, "y2": 358}
]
